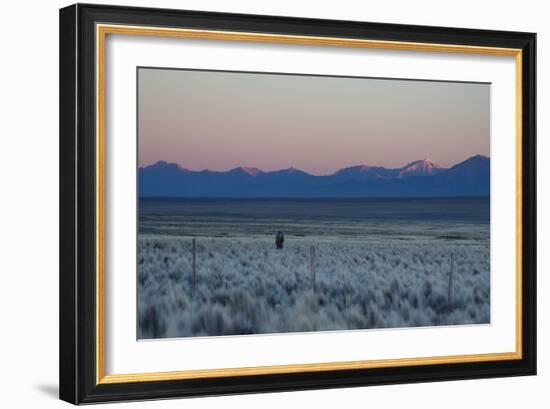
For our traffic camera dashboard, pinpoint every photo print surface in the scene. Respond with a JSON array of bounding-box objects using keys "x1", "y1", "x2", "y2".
[{"x1": 137, "y1": 67, "x2": 490, "y2": 339}]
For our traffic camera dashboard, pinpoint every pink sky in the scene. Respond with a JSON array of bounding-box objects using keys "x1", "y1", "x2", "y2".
[{"x1": 138, "y1": 68, "x2": 489, "y2": 175}]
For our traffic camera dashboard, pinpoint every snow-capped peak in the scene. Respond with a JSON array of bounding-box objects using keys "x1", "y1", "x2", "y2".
[
  {"x1": 397, "y1": 159, "x2": 444, "y2": 178},
  {"x1": 240, "y1": 166, "x2": 262, "y2": 176}
]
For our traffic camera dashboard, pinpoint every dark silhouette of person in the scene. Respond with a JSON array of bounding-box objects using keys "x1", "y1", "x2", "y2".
[{"x1": 275, "y1": 231, "x2": 285, "y2": 249}]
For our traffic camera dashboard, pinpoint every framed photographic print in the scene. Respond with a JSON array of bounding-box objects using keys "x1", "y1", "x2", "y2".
[{"x1": 59, "y1": 3, "x2": 536, "y2": 404}]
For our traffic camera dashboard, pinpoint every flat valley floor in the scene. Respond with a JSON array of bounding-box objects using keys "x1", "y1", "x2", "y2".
[{"x1": 137, "y1": 198, "x2": 490, "y2": 339}]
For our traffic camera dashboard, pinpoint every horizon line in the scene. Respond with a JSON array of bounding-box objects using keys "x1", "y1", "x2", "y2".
[{"x1": 139, "y1": 154, "x2": 490, "y2": 177}]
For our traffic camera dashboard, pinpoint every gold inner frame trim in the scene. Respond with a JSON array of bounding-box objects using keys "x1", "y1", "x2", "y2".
[{"x1": 95, "y1": 23, "x2": 523, "y2": 385}]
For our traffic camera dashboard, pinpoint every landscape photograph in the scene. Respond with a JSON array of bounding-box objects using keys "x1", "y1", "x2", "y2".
[{"x1": 137, "y1": 68, "x2": 490, "y2": 339}]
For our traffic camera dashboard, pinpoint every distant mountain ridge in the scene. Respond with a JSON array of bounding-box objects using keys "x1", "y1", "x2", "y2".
[
  {"x1": 333, "y1": 158, "x2": 445, "y2": 181},
  {"x1": 139, "y1": 155, "x2": 489, "y2": 198}
]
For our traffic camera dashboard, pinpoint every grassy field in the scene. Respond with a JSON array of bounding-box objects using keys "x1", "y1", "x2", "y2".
[{"x1": 137, "y1": 233, "x2": 490, "y2": 339}]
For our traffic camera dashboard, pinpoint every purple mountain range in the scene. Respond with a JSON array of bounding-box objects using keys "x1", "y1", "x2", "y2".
[{"x1": 139, "y1": 155, "x2": 489, "y2": 198}]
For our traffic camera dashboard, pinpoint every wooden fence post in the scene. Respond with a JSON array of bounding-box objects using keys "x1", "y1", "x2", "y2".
[
  {"x1": 192, "y1": 238, "x2": 196, "y2": 289},
  {"x1": 448, "y1": 253, "x2": 454, "y2": 307},
  {"x1": 310, "y1": 245, "x2": 316, "y2": 291}
]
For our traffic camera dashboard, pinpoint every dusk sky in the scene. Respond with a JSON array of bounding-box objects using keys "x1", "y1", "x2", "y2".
[{"x1": 138, "y1": 68, "x2": 490, "y2": 175}]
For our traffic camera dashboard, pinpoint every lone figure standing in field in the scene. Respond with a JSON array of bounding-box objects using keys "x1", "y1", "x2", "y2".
[{"x1": 275, "y1": 231, "x2": 285, "y2": 249}]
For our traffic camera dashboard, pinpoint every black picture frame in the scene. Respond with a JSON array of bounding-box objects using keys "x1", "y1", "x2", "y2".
[{"x1": 60, "y1": 3, "x2": 536, "y2": 405}]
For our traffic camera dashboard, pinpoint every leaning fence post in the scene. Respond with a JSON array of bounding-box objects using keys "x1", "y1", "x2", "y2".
[
  {"x1": 448, "y1": 253, "x2": 454, "y2": 307},
  {"x1": 192, "y1": 238, "x2": 197, "y2": 289},
  {"x1": 310, "y1": 245, "x2": 316, "y2": 291}
]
